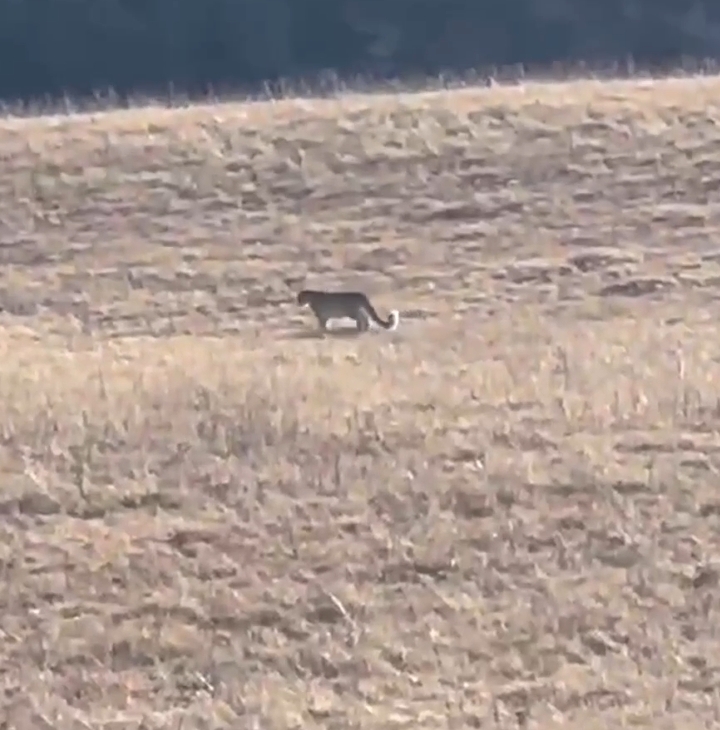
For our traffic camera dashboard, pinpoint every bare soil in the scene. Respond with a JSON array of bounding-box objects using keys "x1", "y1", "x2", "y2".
[{"x1": 2, "y1": 75, "x2": 720, "y2": 728}]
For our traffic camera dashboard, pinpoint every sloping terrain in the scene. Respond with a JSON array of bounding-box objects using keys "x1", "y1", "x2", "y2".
[{"x1": 2, "y1": 76, "x2": 720, "y2": 728}]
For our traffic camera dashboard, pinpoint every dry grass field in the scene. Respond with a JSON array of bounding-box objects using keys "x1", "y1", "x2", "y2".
[{"x1": 2, "y1": 74, "x2": 720, "y2": 728}]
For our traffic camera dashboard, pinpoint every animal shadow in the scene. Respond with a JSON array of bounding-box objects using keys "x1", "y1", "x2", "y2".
[{"x1": 282, "y1": 326, "x2": 365, "y2": 341}]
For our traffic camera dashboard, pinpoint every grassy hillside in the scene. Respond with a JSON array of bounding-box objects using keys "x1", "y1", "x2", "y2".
[{"x1": 2, "y1": 76, "x2": 720, "y2": 728}]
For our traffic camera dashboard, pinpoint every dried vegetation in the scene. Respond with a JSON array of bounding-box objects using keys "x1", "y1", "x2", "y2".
[{"x1": 2, "y1": 76, "x2": 720, "y2": 728}]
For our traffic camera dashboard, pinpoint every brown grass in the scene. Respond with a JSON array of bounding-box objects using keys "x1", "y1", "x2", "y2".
[{"x1": 2, "y1": 74, "x2": 720, "y2": 728}]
